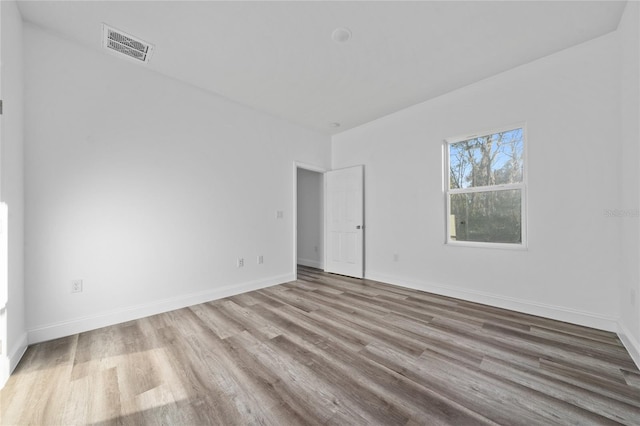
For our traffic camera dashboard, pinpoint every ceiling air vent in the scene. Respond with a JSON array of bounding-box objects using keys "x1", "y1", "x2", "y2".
[{"x1": 102, "y1": 24, "x2": 154, "y2": 64}]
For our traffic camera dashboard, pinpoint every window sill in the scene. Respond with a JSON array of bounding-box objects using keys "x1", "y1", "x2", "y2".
[{"x1": 445, "y1": 240, "x2": 528, "y2": 251}]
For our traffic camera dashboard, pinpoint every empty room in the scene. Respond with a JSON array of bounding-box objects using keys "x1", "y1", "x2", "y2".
[{"x1": 1, "y1": 0, "x2": 640, "y2": 424}]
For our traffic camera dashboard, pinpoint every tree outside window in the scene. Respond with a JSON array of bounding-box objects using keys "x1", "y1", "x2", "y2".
[{"x1": 446, "y1": 127, "x2": 526, "y2": 246}]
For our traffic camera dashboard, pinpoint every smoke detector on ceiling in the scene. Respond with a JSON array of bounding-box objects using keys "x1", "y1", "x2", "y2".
[
  {"x1": 102, "y1": 24, "x2": 154, "y2": 64},
  {"x1": 331, "y1": 27, "x2": 352, "y2": 43}
]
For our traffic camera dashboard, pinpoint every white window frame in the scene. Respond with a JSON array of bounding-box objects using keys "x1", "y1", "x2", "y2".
[{"x1": 444, "y1": 123, "x2": 528, "y2": 250}]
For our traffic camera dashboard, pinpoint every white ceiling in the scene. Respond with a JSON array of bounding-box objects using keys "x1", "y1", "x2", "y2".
[{"x1": 17, "y1": 1, "x2": 627, "y2": 134}]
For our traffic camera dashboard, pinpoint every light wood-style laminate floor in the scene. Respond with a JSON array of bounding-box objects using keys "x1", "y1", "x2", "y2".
[{"x1": 2, "y1": 266, "x2": 640, "y2": 425}]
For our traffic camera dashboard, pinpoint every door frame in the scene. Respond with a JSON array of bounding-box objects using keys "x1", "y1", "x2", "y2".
[{"x1": 293, "y1": 162, "x2": 327, "y2": 280}]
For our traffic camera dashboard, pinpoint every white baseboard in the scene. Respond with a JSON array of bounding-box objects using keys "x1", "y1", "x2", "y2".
[
  {"x1": 365, "y1": 271, "x2": 619, "y2": 333},
  {"x1": 618, "y1": 322, "x2": 640, "y2": 369},
  {"x1": 9, "y1": 332, "x2": 28, "y2": 373},
  {"x1": 28, "y1": 273, "x2": 294, "y2": 345},
  {"x1": 1, "y1": 332, "x2": 28, "y2": 389},
  {"x1": 297, "y1": 258, "x2": 323, "y2": 269},
  {"x1": 22, "y1": 269, "x2": 639, "y2": 370}
]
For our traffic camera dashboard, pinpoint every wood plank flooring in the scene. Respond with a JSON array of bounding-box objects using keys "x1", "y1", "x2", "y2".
[{"x1": 2, "y1": 266, "x2": 640, "y2": 425}]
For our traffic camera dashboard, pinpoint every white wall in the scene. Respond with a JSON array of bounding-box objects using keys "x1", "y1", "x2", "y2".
[
  {"x1": 618, "y1": 1, "x2": 640, "y2": 366},
  {"x1": 297, "y1": 168, "x2": 323, "y2": 269},
  {"x1": 24, "y1": 24, "x2": 330, "y2": 343},
  {"x1": 0, "y1": 0, "x2": 26, "y2": 386},
  {"x1": 333, "y1": 32, "x2": 622, "y2": 331}
]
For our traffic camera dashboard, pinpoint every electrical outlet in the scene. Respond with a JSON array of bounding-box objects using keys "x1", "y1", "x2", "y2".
[
  {"x1": 393, "y1": 253, "x2": 399, "y2": 262},
  {"x1": 314, "y1": 246, "x2": 318, "y2": 253},
  {"x1": 257, "y1": 255, "x2": 264, "y2": 264},
  {"x1": 237, "y1": 258, "x2": 244, "y2": 268},
  {"x1": 71, "y1": 280, "x2": 83, "y2": 293},
  {"x1": 276, "y1": 210, "x2": 284, "y2": 219}
]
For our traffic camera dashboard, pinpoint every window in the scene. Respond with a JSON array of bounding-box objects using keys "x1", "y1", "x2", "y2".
[{"x1": 445, "y1": 125, "x2": 526, "y2": 248}]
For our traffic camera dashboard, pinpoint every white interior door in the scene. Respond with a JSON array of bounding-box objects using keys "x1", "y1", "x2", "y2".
[{"x1": 325, "y1": 165, "x2": 364, "y2": 278}]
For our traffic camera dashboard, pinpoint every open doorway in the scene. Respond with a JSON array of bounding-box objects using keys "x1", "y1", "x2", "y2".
[{"x1": 294, "y1": 164, "x2": 325, "y2": 277}]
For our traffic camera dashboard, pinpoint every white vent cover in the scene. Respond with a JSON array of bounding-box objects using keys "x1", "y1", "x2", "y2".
[{"x1": 102, "y1": 24, "x2": 154, "y2": 64}]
